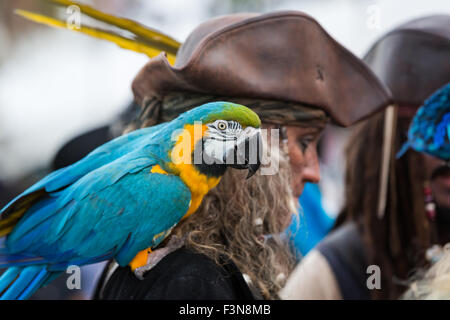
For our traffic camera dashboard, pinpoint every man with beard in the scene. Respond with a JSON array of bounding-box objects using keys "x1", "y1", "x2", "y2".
[
  {"x1": 281, "y1": 15, "x2": 450, "y2": 300},
  {"x1": 400, "y1": 83, "x2": 450, "y2": 300},
  {"x1": 399, "y1": 83, "x2": 450, "y2": 248}
]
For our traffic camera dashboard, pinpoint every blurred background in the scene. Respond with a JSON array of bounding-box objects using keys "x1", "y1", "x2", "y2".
[{"x1": 0, "y1": 0, "x2": 449, "y2": 299}]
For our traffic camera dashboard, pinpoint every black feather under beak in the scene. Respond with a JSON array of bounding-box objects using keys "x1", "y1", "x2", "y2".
[{"x1": 230, "y1": 131, "x2": 262, "y2": 179}]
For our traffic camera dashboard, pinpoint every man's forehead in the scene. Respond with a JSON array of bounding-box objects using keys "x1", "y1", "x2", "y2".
[{"x1": 285, "y1": 125, "x2": 324, "y2": 136}]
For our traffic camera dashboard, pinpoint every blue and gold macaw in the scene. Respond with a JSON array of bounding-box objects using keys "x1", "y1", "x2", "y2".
[
  {"x1": 0, "y1": 102, "x2": 262, "y2": 300},
  {"x1": 397, "y1": 83, "x2": 450, "y2": 161}
]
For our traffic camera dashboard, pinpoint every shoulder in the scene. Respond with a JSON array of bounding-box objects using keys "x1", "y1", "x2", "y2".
[
  {"x1": 315, "y1": 222, "x2": 370, "y2": 299},
  {"x1": 98, "y1": 247, "x2": 255, "y2": 300},
  {"x1": 147, "y1": 247, "x2": 235, "y2": 286},
  {"x1": 281, "y1": 222, "x2": 371, "y2": 300},
  {"x1": 281, "y1": 249, "x2": 342, "y2": 300}
]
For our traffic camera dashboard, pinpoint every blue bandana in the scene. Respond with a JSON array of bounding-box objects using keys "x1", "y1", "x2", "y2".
[{"x1": 397, "y1": 83, "x2": 450, "y2": 161}]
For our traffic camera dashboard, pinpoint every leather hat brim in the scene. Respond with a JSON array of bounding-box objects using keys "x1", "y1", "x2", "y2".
[{"x1": 132, "y1": 11, "x2": 393, "y2": 127}]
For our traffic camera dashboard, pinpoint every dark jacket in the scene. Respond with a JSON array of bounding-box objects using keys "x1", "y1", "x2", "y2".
[
  {"x1": 95, "y1": 247, "x2": 256, "y2": 300},
  {"x1": 316, "y1": 222, "x2": 370, "y2": 299}
]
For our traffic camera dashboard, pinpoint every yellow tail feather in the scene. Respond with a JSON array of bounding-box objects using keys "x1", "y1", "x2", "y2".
[
  {"x1": 0, "y1": 208, "x2": 26, "y2": 237},
  {"x1": 16, "y1": 10, "x2": 176, "y2": 64},
  {"x1": 0, "y1": 191, "x2": 45, "y2": 237},
  {"x1": 46, "y1": 0, "x2": 181, "y2": 53},
  {"x1": 15, "y1": 0, "x2": 181, "y2": 65}
]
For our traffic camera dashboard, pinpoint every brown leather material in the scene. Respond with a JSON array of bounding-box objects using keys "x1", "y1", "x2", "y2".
[
  {"x1": 364, "y1": 15, "x2": 450, "y2": 107},
  {"x1": 132, "y1": 11, "x2": 392, "y2": 127}
]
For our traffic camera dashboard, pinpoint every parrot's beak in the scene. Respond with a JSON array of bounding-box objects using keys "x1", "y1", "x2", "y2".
[
  {"x1": 229, "y1": 128, "x2": 262, "y2": 179},
  {"x1": 246, "y1": 159, "x2": 261, "y2": 179}
]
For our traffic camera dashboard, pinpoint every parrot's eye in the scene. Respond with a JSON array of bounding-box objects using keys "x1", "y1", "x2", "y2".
[{"x1": 217, "y1": 121, "x2": 228, "y2": 131}]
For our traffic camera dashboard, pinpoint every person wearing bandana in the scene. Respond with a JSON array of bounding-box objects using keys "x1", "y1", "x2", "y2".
[{"x1": 281, "y1": 15, "x2": 450, "y2": 300}]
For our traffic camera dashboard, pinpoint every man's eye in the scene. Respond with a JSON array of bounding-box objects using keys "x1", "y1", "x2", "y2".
[
  {"x1": 297, "y1": 137, "x2": 313, "y2": 153},
  {"x1": 217, "y1": 121, "x2": 228, "y2": 130}
]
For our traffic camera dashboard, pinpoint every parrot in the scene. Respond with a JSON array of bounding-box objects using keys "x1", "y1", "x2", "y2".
[
  {"x1": 0, "y1": 101, "x2": 262, "y2": 300},
  {"x1": 397, "y1": 82, "x2": 450, "y2": 162}
]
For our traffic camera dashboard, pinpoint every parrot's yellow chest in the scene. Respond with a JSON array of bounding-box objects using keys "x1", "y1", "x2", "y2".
[
  {"x1": 130, "y1": 160, "x2": 219, "y2": 271},
  {"x1": 151, "y1": 163, "x2": 219, "y2": 219},
  {"x1": 167, "y1": 124, "x2": 221, "y2": 219}
]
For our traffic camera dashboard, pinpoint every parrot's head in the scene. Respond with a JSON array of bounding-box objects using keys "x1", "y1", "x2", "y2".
[{"x1": 169, "y1": 102, "x2": 263, "y2": 180}]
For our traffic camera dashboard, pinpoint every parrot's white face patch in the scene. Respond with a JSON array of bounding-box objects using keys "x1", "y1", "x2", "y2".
[
  {"x1": 207, "y1": 120, "x2": 243, "y2": 139},
  {"x1": 200, "y1": 120, "x2": 261, "y2": 166},
  {"x1": 202, "y1": 120, "x2": 241, "y2": 164}
]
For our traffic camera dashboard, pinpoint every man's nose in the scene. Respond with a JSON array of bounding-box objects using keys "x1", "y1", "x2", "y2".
[{"x1": 302, "y1": 151, "x2": 321, "y2": 183}]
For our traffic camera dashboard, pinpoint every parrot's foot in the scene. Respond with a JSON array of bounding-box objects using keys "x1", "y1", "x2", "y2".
[{"x1": 134, "y1": 235, "x2": 185, "y2": 280}]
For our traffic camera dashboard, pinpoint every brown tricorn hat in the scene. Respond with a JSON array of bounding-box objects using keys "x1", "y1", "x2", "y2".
[
  {"x1": 132, "y1": 11, "x2": 392, "y2": 127},
  {"x1": 364, "y1": 15, "x2": 450, "y2": 108}
]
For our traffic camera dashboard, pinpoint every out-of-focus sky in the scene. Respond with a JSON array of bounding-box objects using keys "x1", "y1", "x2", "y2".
[{"x1": 0, "y1": 0, "x2": 449, "y2": 187}]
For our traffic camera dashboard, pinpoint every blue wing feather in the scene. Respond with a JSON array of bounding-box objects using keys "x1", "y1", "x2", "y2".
[
  {"x1": 3, "y1": 158, "x2": 191, "y2": 269},
  {"x1": 0, "y1": 125, "x2": 165, "y2": 217}
]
